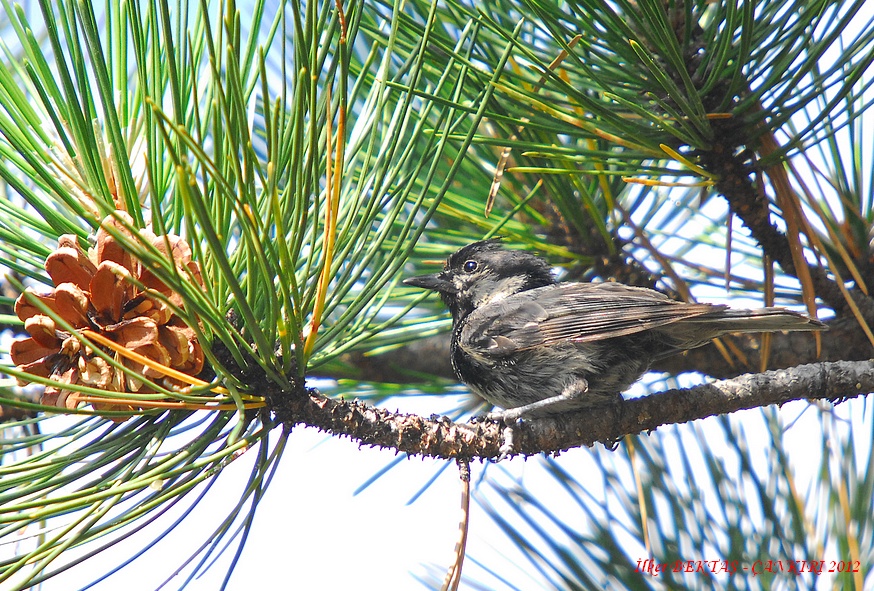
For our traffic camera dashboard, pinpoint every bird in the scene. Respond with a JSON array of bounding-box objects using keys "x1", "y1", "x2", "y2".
[{"x1": 404, "y1": 238, "x2": 827, "y2": 425}]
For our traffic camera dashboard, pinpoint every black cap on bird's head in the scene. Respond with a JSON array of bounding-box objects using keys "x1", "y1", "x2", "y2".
[{"x1": 403, "y1": 239, "x2": 555, "y2": 319}]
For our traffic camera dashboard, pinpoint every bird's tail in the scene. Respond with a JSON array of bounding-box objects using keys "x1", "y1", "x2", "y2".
[{"x1": 690, "y1": 307, "x2": 827, "y2": 334}]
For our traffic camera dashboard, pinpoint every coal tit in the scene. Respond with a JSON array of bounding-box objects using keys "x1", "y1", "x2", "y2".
[{"x1": 404, "y1": 239, "x2": 827, "y2": 423}]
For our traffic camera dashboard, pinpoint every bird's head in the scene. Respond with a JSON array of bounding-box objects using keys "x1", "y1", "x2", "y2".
[{"x1": 403, "y1": 239, "x2": 555, "y2": 320}]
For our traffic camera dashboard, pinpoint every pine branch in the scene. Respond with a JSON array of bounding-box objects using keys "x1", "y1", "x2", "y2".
[
  {"x1": 273, "y1": 359, "x2": 874, "y2": 460},
  {"x1": 0, "y1": 403, "x2": 37, "y2": 423},
  {"x1": 698, "y1": 116, "x2": 874, "y2": 322}
]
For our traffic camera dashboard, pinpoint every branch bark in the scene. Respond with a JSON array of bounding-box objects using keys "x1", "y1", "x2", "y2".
[{"x1": 277, "y1": 359, "x2": 874, "y2": 460}]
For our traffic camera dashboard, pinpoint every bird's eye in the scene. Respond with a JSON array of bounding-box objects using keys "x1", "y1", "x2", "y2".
[{"x1": 463, "y1": 260, "x2": 478, "y2": 273}]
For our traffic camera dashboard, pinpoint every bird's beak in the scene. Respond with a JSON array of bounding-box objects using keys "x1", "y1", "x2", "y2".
[{"x1": 403, "y1": 273, "x2": 456, "y2": 293}]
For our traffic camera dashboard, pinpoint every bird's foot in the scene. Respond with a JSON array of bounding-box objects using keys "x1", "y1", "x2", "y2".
[
  {"x1": 487, "y1": 379, "x2": 591, "y2": 460},
  {"x1": 489, "y1": 378, "x2": 590, "y2": 423},
  {"x1": 497, "y1": 425, "x2": 516, "y2": 462}
]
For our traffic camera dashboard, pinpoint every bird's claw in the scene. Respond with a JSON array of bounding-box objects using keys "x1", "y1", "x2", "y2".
[{"x1": 496, "y1": 425, "x2": 516, "y2": 461}]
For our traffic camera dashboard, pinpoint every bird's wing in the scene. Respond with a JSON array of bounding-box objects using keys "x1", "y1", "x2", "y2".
[{"x1": 460, "y1": 282, "x2": 724, "y2": 355}]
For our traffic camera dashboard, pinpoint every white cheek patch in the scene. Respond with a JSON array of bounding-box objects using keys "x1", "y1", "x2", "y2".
[{"x1": 474, "y1": 275, "x2": 526, "y2": 307}]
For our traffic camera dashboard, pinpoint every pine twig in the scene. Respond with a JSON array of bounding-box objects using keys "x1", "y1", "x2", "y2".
[{"x1": 271, "y1": 360, "x2": 874, "y2": 459}]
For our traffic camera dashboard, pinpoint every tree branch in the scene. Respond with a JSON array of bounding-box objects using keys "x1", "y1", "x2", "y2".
[
  {"x1": 0, "y1": 404, "x2": 38, "y2": 423},
  {"x1": 277, "y1": 360, "x2": 874, "y2": 460},
  {"x1": 698, "y1": 117, "x2": 874, "y2": 321}
]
